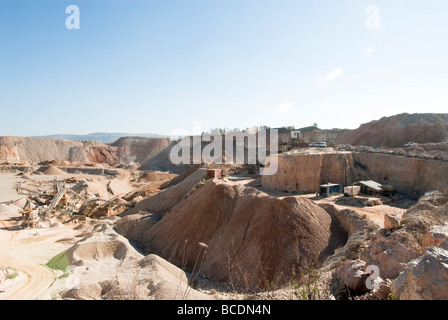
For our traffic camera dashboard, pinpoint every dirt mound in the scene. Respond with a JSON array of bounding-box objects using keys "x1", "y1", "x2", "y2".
[
  {"x1": 111, "y1": 137, "x2": 172, "y2": 166},
  {"x1": 63, "y1": 224, "x2": 140, "y2": 262},
  {"x1": 336, "y1": 113, "x2": 448, "y2": 147},
  {"x1": 126, "y1": 180, "x2": 347, "y2": 289},
  {"x1": 39, "y1": 165, "x2": 66, "y2": 175},
  {"x1": 49, "y1": 223, "x2": 210, "y2": 300}
]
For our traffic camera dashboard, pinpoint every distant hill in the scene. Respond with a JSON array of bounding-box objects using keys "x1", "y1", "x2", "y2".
[
  {"x1": 0, "y1": 135, "x2": 173, "y2": 166},
  {"x1": 336, "y1": 113, "x2": 448, "y2": 147},
  {"x1": 33, "y1": 132, "x2": 168, "y2": 144}
]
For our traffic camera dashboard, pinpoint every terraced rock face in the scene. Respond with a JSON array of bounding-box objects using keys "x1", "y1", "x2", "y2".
[
  {"x1": 132, "y1": 180, "x2": 347, "y2": 289},
  {"x1": 262, "y1": 151, "x2": 448, "y2": 195}
]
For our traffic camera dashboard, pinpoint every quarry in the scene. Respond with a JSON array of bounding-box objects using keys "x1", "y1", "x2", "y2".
[{"x1": 1, "y1": 113, "x2": 448, "y2": 300}]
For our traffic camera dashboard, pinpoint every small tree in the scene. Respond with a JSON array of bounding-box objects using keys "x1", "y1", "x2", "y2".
[{"x1": 291, "y1": 268, "x2": 320, "y2": 300}]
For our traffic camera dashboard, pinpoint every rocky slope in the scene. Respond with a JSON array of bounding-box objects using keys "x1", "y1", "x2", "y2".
[
  {"x1": 331, "y1": 191, "x2": 448, "y2": 300},
  {"x1": 336, "y1": 113, "x2": 448, "y2": 147}
]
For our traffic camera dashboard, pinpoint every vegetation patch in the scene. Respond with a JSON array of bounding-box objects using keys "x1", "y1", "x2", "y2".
[{"x1": 46, "y1": 250, "x2": 70, "y2": 273}]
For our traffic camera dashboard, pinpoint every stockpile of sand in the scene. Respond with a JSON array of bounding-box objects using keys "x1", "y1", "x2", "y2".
[
  {"x1": 48, "y1": 223, "x2": 210, "y2": 300},
  {"x1": 122, "y1": 180, "x2": 347, "y2": 289},
  {"x1": 39, "y1": 165, "x2": 66, "y2": 176}
]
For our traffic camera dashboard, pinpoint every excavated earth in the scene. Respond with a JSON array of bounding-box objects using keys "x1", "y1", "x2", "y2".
[
  {"x1": 336, "y1": 113, "x2": 448, "y2": 147},
  {"x1": 117, "y1": 176, "x2": 348, "y2": 290}
]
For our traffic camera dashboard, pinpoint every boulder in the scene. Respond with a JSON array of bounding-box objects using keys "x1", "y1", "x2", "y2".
[
  {"x1": 335, "y1": 259, "x2": 369, "y2": 293},
  {"x1": 384, "y1": 214, "x2": 401, "y2": 231},
  {"x1": 375, "y1": 278, "x2": 392, "y2": 300},
  {"x1": 422, "y1": 224, "x2": 448, "y2": 249},
  {"x1": 362, "y1": 236, "x2": 420, "y2": 279},
  {"x1": 391, "y1": 247, "x2": 448, "y2": 300}
]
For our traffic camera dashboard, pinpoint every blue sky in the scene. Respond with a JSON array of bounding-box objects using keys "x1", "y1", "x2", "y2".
[{"x1": 1, "y1": 0, "x2": 447, "y2": 136}]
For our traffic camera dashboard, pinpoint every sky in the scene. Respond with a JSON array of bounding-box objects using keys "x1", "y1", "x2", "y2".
[{"x1": 1, "y1": 0, "x2": 448, "y2": 136}]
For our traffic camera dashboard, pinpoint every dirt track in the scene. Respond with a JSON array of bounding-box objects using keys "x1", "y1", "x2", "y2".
[{"x1": 0, "y1": 210, "x2": 76, "y2": 300}]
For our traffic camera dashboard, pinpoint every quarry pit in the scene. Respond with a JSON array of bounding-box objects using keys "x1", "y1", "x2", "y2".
[{"x1": 1, "y1": 129, "x2": 448, "y2": 300}]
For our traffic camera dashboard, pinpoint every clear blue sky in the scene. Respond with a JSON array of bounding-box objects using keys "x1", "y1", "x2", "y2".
[{"x1": 1, "y1": 0, "x2": 448, "y2": 136}]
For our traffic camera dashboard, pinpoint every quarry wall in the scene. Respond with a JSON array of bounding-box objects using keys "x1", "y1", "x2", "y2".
[{"x1": 261, "y1": 152, "x2": 448, "y2": 195}]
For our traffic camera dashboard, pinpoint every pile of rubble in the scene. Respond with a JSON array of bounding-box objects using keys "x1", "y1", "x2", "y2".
[
  {"x1": 12, "y1": 173, "x2": 171, "y2": 229},
  {"x1": 329, "y1": 190, "x2": 448, "y2": 300}
]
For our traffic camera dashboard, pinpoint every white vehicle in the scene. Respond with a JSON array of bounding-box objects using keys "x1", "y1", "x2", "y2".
[
  {"x1": 310, "y1": 142, "x2": 326, "y2": 148},
  {"x1": 404, "y1": 142, "x2": 417, "y2": 147}
]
